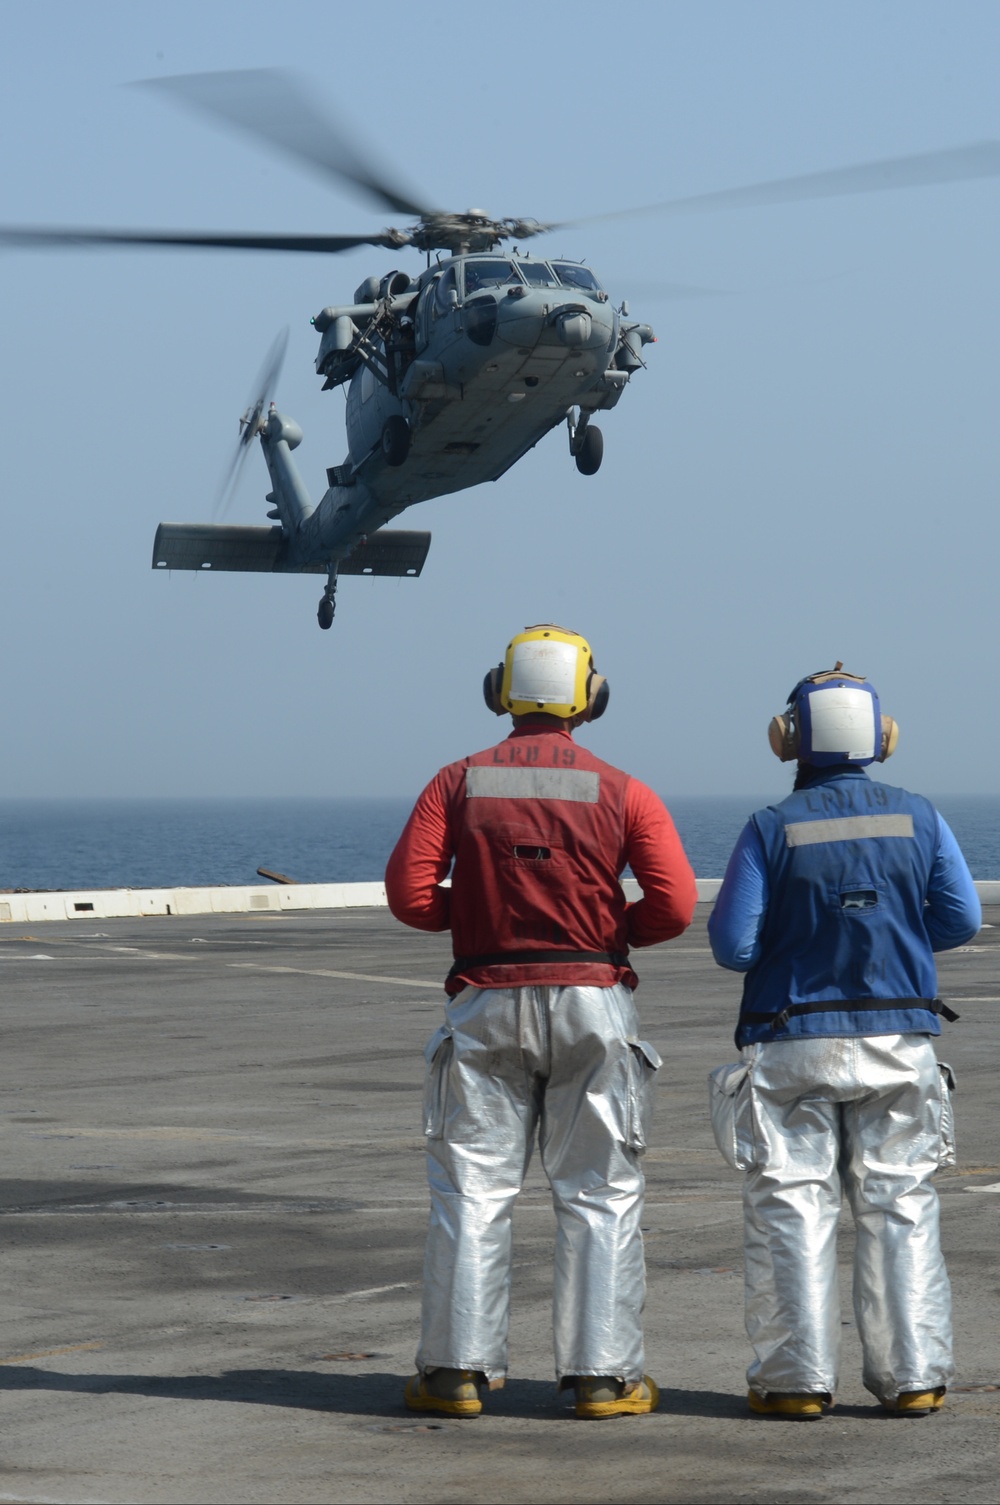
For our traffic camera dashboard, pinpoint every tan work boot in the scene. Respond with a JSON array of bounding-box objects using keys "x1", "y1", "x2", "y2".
[
  {"x1": 881, "y1": 1387, "x2": 946, "y2": 1417},
  {"x1": 403, "y1": 1367, "x2": 483, "y2": 1418},
  {"x1": 575, "y1": 1374, "x2": 660, "y2": 1419},
  {"x1": 748, "y1": 1389, "x2": 830, "y2": 1419}
]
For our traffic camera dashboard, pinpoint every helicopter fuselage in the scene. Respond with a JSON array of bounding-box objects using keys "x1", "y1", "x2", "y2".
[
  {"x1": 333, "y1": 253, "x2": 641, "y2": 502},
  {"x1": 152, "y1": 251, "x2": 653, "y2": 625}
]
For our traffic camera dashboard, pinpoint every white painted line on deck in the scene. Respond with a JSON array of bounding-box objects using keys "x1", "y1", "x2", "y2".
[
  {"x1": 0, "y1": 1495, "x2": 110, "y2": 1505},
  {"x1": 228, "y1": 961, "x2": 443, "y2": 990},
  {"x1": 15, "y1": 1126, "x2": 428, "y2": 1149},
  {"x1": 0, "y1": 1339, "x2": 103, "y2": 1365},
  {"x1": 327, "y1": 1281, "x2": 413, "y2": 1302}
]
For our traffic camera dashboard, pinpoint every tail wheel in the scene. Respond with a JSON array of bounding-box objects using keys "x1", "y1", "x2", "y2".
[
  {"x1": 382, "y1": 415, "x2": 411, "y2": 467},
  {"x1": 575, "y1": 425, "x2": 603, "y2": 476}
]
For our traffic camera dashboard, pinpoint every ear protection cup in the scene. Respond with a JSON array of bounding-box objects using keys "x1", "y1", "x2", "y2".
[
  {"x1": 586, "y1": 675, "x2": 610, "y2": 722},
  {"x1": 482, "y1": 664, "x2": 506, "y2": 715},
  {"x1": 768, "y1": 712, "x2": 798, "y2": 761},
  {"x1": 879, "y1": 715, "x2": 899, "y2": 761}
]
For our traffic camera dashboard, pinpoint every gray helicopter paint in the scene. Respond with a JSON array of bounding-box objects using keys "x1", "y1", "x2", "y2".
[
  {"x1": 338, "y1": 257, "x2": 626, "y2": 507},
  {"x1": 155, "y1": 252, "x2": 647, "y2": 599}
]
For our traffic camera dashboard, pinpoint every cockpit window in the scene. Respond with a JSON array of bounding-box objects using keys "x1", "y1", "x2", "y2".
[
  {"x1": 518, "y1": 261, "x2": 561, "y2": 288},
  {"x1": 552, "y1": 262, "x2": 603, "y2": 293},
  {"x1": 462, "y1": 259, "x2": 522, "y2": 295}
]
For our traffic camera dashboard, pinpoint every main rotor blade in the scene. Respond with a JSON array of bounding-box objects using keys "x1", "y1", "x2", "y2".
[
  {"x1": 138, "y1": 69, "x2": 433, "y2": 220},
  {"x1": 0, "y1": 227, "x2": 402, "y2": 254},
  {"x1": 564, "y1": 141, "x2": 1000, "y2": 226}
]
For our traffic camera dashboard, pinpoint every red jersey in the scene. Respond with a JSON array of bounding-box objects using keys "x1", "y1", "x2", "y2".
[{"x1": 385, "y1": 724, "x2": 697, "y2": 993}]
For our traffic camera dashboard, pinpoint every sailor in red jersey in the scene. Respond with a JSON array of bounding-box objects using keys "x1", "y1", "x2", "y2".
[{"x1": 386, "y1": 625, "x2": 697, "y2": 1419}]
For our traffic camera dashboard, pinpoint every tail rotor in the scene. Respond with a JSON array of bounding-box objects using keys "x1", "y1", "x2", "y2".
[{"x1": 215, "y1": 326, "x2": 289, "y2": 519}]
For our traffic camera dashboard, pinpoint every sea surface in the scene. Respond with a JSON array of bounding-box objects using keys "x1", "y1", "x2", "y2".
[{"x1": 1, "y1": 795, "x2": 998, "y2": 891}]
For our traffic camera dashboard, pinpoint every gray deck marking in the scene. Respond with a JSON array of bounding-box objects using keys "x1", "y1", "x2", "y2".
[{"x1": 228, "y1": 961, "x2": 442, "y2": 989}]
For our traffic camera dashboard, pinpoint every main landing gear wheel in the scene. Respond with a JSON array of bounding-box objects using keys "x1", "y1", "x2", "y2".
[
  {"x1": 382, "y1": 415, "x2": 410, "y2": 467},
  {"x1": 575, "y1": 424, "x2": 603, "y2": 476},
  {"x1": 317, "y1": 571, "x2": 337, "y2": 630}
]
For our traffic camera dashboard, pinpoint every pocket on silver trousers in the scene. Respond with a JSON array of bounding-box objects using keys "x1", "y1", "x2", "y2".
[
  {"x1": 708, "y1": 1060, "x2": 754, "y2": 1171},
  {"x1": 422, "y1": 1024, "x2": 454, "y2": 1140},
  {"x1": 626, "y1": 1039, "x2": 662, "y2": 1152},
  {"x1": 937, "y1": 1060, "x2": 957, "y2": 1169}
]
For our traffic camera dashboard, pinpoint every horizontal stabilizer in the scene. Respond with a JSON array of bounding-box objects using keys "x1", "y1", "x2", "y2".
[
  {"x1": 152, "y1": 523, "x2": 288, "y2": 572},
  {"x1": 338, "y1": 531, "x2": 431, "y2": 577},
  {"x1": 152, "y1": 524, "x2": 431, "y2": 577}
]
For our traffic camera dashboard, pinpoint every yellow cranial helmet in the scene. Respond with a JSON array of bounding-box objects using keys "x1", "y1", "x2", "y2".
[{"x1": 483, "y1": 624, "x2": 609, "y2": 720}]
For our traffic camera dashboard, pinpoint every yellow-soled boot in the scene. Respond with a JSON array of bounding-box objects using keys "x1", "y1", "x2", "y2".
[
  {"x1": 881, "y1": 1387, "x2": 946, "y2": 1417},
  {"x1": 403, "y1": 1367, "x2": 483, "y2": 1417},
  {"x1": 575, "y1": 1375, "x2": 660, "y2": 1420},
  {"x1": 748, "y1": 1389, "x2": 829, "y2": 1419}
]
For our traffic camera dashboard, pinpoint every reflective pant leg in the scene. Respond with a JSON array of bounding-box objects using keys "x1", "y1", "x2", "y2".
[
  {"x1": 842, "y1": 1036, "x2": 954, "y2": 1403},
  {"x1": 542, "y1": 984, "x2": 651, "y2": 1386},
  {"x1": 743, "y1": 1043, "x2": 844, "y2": 1398},
  {"x1": 417, "y1": 988, "x2": 540, "y2": 1382}
]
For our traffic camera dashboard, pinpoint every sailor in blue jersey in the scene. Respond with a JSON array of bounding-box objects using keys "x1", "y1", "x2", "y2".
[{"x1": 708, "y1": 665, "x2": 980, "y2": 1420}]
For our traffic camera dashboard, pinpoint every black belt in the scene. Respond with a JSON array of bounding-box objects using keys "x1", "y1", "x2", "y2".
[
  {"x1": 741, "y1": 997, "x2": 960, "y2": 1033},
  {"x1": 448, "y1": 948, "x2": 628, "y2": 980}
]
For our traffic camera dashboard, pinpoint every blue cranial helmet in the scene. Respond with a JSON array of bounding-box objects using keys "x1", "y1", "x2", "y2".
[{"x1": 768, "y1": 663, "x2": 898, "y2": 767}]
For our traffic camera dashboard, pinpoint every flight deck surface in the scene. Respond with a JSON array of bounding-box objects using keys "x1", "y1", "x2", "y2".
[{"x1": 2, "y1": 906, "x2": 999, "y2": 1504}]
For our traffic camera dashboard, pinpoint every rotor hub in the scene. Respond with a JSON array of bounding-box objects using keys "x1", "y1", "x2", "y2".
[{"x1": 398, "y1": 210, "x2": 552, "y2": 256}]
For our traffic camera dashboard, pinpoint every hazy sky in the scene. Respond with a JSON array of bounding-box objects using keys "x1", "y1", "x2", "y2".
[{"x1": 2, "y1": 1, "x2": 998, "y2": 802}]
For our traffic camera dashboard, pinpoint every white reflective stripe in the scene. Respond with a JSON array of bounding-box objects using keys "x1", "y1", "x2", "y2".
[
  {"x1": 784, "y1": 814, "x2": 914, "y2": 847},
  {"x1": 465, "y1": 766, "x2": 600, "y2": 802}
]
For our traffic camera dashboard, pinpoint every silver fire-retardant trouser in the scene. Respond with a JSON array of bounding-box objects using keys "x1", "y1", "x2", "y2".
[
  {"x1": 417, "y1": 983, "x2": 661, "y2": 1385},
  {"x1": 733, "y1": 1034, "x2": 955, "y2": 1404}
]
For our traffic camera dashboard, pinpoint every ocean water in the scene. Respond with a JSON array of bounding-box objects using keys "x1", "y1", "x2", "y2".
[{"x1": 1, "y1": 794, "x2": 998, "y2": 891}]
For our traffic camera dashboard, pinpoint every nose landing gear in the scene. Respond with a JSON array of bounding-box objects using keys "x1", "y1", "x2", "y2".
[{"x1": 317, "y1": 567, "x2": 338, "y2": 630}]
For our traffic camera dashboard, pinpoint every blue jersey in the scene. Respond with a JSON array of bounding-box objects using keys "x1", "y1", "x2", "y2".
[{"x1": 708, "y1": 768, "x2": 981, "y2": 1047}]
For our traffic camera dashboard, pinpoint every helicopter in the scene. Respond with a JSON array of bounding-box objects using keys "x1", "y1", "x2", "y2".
[{"x1": 3, "y1": 69, "x2": 1000, "y2": 630}]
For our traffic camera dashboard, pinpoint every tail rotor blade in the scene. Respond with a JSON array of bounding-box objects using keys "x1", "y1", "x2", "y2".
[{"x1": 215, "y1": 327, "x2": 289, "y2": 521}]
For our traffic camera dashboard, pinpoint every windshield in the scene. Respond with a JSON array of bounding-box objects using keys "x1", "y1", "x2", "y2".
[
  {"x1": 552, "y1": 262, "x2": 603, "y2": 293},
  {"x1": 462, "y1": 259, "x2": 522, "y2": 295},
  {"x1": 517, "y1": 260, "x2": 561, "y2": 288},
  {"x1": 434, "y1": 265, "x2": 457, "y2": 313}
]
